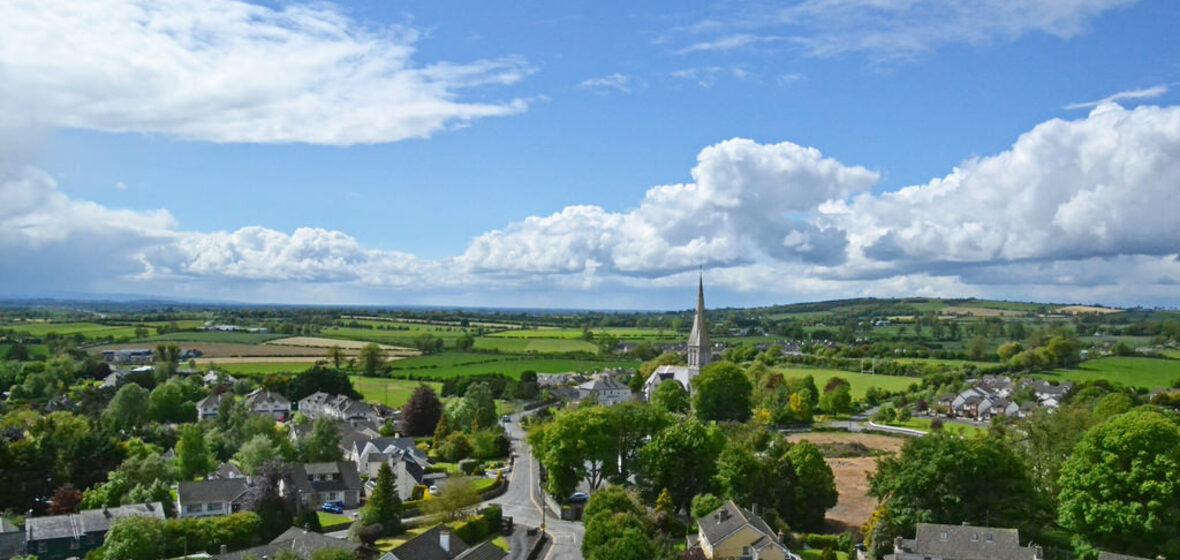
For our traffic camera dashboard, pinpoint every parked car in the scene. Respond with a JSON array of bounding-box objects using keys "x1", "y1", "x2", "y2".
[
  {"x1": 320, "y1": 501, "x2": 344, "y2": 514},
  {"x1": 568, "y1": 492, "x2": 590, "y2": 504},
  {"x1": 501, "y1": 415, "x2": 511, "y2": 424}
]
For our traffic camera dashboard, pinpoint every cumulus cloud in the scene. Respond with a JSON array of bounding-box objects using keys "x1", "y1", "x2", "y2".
[
  {"x1": 666, "y1": 0, "x2": 1138, "y2": 61},
  {"x1": 0, "y1": 0, "x2": 531, "y2": 145}
]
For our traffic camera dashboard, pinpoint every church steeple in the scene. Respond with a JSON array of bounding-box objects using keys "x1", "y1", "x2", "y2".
[{"x1": 686, "y1": 272, "x2": 711, "y2": 377}]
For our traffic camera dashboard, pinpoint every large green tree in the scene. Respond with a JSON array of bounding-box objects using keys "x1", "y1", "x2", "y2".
[
  {"x1": 582, "y1": 489, "x2": 656, "y2": 560},
  {"x1": 650, "y1": 380, "x2": 689, "y2": 415},
  {"x1": 104, "y1": 383, "x2": 150, "y2": 431},
  {"x1": 1057, "y1": 408, "x2": 1180, "y2": 558},
  {"x1": 690, "y1": 361, "x2": 753, "y2": 423},
  {"x1": 235, "y1": 434, "x2": 281, "y2": 475},
  {"x1": 868, "y1": 432, "x2": 1047, "y2": 535},
  {"x1": 787, "y1": 440, "x2": 838, "y2": 530},
  {"x1": 104, "y1": 515, "x2": 164, "y2": 560},
  {"x1": 299, "y1": 417, "x2": 343, "y2": 462},
  {"x1": 357, "y1": 343, "x2": 386, "y2": 377},
  {"x1": 176, "y1": 424, "x2": 214, "y2": 480},
  {"x1": 358, "y1": 462, "x2": 402, "y2": 535},
  {"x1": 638, "y1": 417, "x2": 724, "y2": 512}
]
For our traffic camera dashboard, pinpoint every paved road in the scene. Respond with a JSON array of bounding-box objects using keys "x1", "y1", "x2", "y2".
[{"x1": 492, "y1": 413, "x2": 585, "y2": 560}]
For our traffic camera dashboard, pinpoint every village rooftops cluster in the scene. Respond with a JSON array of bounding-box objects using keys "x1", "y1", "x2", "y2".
[
  {"x1": 938, "y1": 375, "x2": 1074, "y2": 421},
  {"x1": 299, "y1": 391, "x2": 379, "y2": 423},
  {"x1": 889, "y1": 523, "x2": 1043, "y2": 560}
]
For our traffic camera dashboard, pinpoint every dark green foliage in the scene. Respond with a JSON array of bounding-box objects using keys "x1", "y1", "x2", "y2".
[
  {"x1": 287, "y1": 365, "x2": 361, "y2": 401},
  {"x1": 650, "y1": 379, "x2": 689, "y2": 414},
  {"x1": 690, "y1": 493, "x2": 725, "y2": 519},
  {"x1": 638, "y1": 417, "x2": 724, "y2": 512},
  {"x1": 399, "y1": 384, "x2": 443, "y2": 436},
  {"x1": 359, "y1": 462, "x2": 403, "y2": 536},
  {"x1": 299, "y1": 417, "x2": 344, "y2": 462},
  {"x1": 691, "y1": 361, "x2": 753, "y2": 422},
  {"x1": 437, "y1": 431, "x2": 472, "y2": 462},
  {"x1": 294, "y1": 508, "x2": 322, "y2": 531}
]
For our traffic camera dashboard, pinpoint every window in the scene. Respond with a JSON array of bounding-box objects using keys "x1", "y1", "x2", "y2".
[
  {"x1": 971, "y1": 533, "x2": 979, "y2": 542},
  {"x1": 985, "y1": 534, "x2": 993, "y2": 543},
  {"x1": 939, "y1": 532, "x2": 948, "y2": 541},
  {"x1": 207, "y1": 502, "x2": 224, "y2": 512}
]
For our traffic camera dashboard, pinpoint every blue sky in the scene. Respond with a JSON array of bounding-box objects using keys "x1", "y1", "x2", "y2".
[{"x1": 2, "y1": 0, "x2": 1179, "y2": 309}]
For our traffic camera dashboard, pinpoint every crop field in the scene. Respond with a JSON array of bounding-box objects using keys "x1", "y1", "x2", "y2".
[
  {"x1": 321, "y1": 325, "x2": 473, "y2": 346},
  {"x1": 940, "y1": 306, "x2": 1027, "y2": 318},
  {"x1": 1057, "y1": 305, "x2": 1121, "y2": 315},
  {"x1": 148, "y1": 331, "x2": 285, "y2": 344},
  {"x1": 209, "y1": 361, "x2": 322, "y2": 375},
  {"x1": 139, "y1": 319, "x2": 208, "y2": 330},
  {"x1": 265, "y1": 336, "x2": 417, "y2": 356},
  {"x1": 388, "y1": 352, "x2": 639, "y2": 380},
  {"x1": 486, "y1": 326, "x2": 678, "y2": 340},
  {"x1": 1039, "y1": 357, "x2": 1180, "y2": 390},
  {"x1": 1163, "y1": 349, "x2": 1180, "y2": 359},
  {"x1": 773, "y1": 367, "x2": 919, "y2": 398},
  {"x1": 350, "y1": 377, "x2": 442, "y2": 408},
  {"x1": 1, "y1": 321, "x2": 150, "y2": 339},
  {"x1": 472, "y1": 337, "x2": 598, "y2": 354}
]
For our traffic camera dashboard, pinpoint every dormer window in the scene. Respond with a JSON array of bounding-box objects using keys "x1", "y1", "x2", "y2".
[
  {"x1": 971, "y1": 533, "x2": 979, "y2": 542},
  {"x1": 985, "y1": 534, "x2": 993, "y2": 543}
]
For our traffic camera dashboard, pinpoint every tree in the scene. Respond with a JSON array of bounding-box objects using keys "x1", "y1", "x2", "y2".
[
  {"x1": 690, "y1": 493, "x2": 725, "y2": 519},
  {"x1": 176, "y1": 424, "x2": 214, "y2": 480},
  {"x1": 325, "y1": 346, "x2": 345, "y2": 369},
  {"x1": 104, "y1": 515, "x2": 164, "y2": 560},
  {"x1": 1057, "y1": 408, "x2": 1180, "y2": 558},
  {"x1": 997, "y1": 341, "x2": 1023, "y2": 362},
  {"x1": 413, "y1": 334, "x2": 446, "y2": 355},
  {"x1": 530, "y1": 406, "x2": 615, "y2": 495},
  {"x1": 966, "y1": 335, "x2": 988, "y2": 361},
  {"x1": 453, "y1": 333, "x2": 475, "y2": 351},
  {"x1": 310, "y1": 548, "x2": 355, "y2": 560},
  {"x1": 862, "y1": 504, "x2": 896, "y2": 560},
  {"x1": 583, "y1": 486, "x2": 644, "y2": 524},
  {"x1": 650, "y1": 380, "x2": 689, "y2": 414},
  {"x1": 423, "y1": 478, "x2": 478, "y2": 522},
  {"x1": 148, "y1": 379, "x2": 196, "y2": 423},
  {"x1": 286, "y1": 365, "x2": 361, "y2": 401},
  {"x1": 638, "y1": 417, "x2": 724, "y2": 512},
  {"x1": 357, "y1": 343, "x2": 386, "y2": 377},
  {"x1": 787, "y1": 440, "x2": 838, "y2": 531},
  {"x1": 691, "y1": 361, "x2": 753, "y2": 423},
  {"x1": 103, "y1": 383, "x2": 150, "y2": 431},
  {"x1": 400, "y1": 385, "x2": 443, "y2": 437},
  {"x1": 583, "y1": 511, "x2": 656, "y2": 560},
  {"x1": 359, "y1": 462, "x2": 402, "y2": 535},
  {"x1": 445, "y1": 382, "x2": 497, "y2": 432},
  {"x1": 299, "y1": 418, "x2": 343, "y2": 462},
  {"x1": 868, "y1": 432, "x2": 1047, "y2": 536},
  {"x1": 236, "y1": 434, "x2": 281, "y2": 475},
  {"x1": 48, "y1": 483, "x2": 83, "y2": 514},
  {"x1": 819, "y1": 383, "x2": 852, "y2": 414}
]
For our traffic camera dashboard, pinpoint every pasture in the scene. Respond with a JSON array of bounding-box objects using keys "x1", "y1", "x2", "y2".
[
  {"x1": 773, "y1": 367, "x2": 919, "y2": 398},
  {"x1": 1, "y1": 321, "x2": 149, "y2": 340},
  {"x1": 350, "y1": 377, "x2": 442, "y2": 408},
  {"x1": 472, "y1": 337, "x2": 597, "y2": 354},
  {"x1": 1040, "y1": 356, "x2": 1180, "y2": 390},
  {"x1": 322, "y1": 324, "x2": 475, "y2": 346},
  {"x1": 201, "y1": 360, "x2": 324, "y2": 375},
  {"x1": 265, "y1": 336, "x2": 417, "y2": 356},
  {"x1": 388, "y1": 352, "x2": 639, "y2": 380},
  {"x1": 149, "y1": 331, "x2": 285, "y2": 344}
]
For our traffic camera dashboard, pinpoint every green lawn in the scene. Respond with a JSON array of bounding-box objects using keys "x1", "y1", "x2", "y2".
[
  {"x1": 388, "y1": 352, "x2": 639, "y2": 380},
  {"x1": 883, "y1": 417, "x2": 987, "y2": 438},
  {"x1": 323, "y1": 324, "x2": 475, "y2": 346},
  {"x1": 350, "y1": 377, "x2": 443, "y2": 408},
  {"x1": 473, "y1": 337, "x2": 598, "y2": 354},
  {"x1": 1038, "y1": 356, "x2": 1180, "y2": 390},
  {"x1": 774, "y1": 366, "x2": 919, "y2": 399},
  {"x1": 0, "y1": 343, "x2": 50, "y2": 360},
  {"x1": 316, "y1": 511, "x2": 352, "y2": 527},
  {"x1": 798, "y1": 549, "x2": 850, "y2": 560}
]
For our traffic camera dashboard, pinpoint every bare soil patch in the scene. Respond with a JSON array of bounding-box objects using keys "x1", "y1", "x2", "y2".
[
  {"x1": 1057, "y1": 305, "x2": 1121, "y2": 315},
  {"x1": 786, "y1": 432, "x2": 906, "y2": 532}
]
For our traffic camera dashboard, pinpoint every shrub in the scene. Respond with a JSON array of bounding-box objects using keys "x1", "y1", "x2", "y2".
[
  {"x1": 459, "y1": 459, "x2": 481, "y2": 475},
  {"x1": 806, "y1": 534, "x2": 841, "y2": 550},
  {"x1": 438, "y1": 432, "x2": 472, "y2": 462}
]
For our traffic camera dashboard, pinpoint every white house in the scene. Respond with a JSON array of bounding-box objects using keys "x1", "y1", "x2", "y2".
[
  {"x1": 176, "y1": 479, "x2": 248, "y2": 518},
  {"x1": 577, "y1": 377, "x2": 632, "y2": 406},
  {"x1": 196, "y1": 392, "x2": 234, "y2": 420},
  {"x1": 244, "y1": 389, "x2": 291, "y2": 420}
]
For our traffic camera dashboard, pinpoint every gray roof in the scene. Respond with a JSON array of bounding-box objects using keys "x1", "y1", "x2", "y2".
[
  {"x1": 0, "y1": 518, "x2": 18, "y2": 533},
  {"x1": 454, "y1": 540, "x2": 507, "y2": 560},
  {"x1": 26, "y1": 502, "x2": 166, "y2": 542},
  {"x1": 698, "y1": 501, "x2": 781, "y2": 550},
  {"x1": 245, "y1": 389, "x2": 290, "y2": 407},
  {"x1": 290, "y1": 461, "x2": 362, "y2": 494},
  {"x1": 177, "y1": 478, "x2": 249, "y2": 504},
  {"x1": 217, "y1": 526, "x2": 353, "y2": 560},
  {"x1": 212, "y1": 462, "x2": 245, "y2": 479},
  {"x1": 896, "y1": 523, "x2": 1034, "y2": 560},
  {"x1": 390, "y1": 525, "x2": 470, "y2": 560}
]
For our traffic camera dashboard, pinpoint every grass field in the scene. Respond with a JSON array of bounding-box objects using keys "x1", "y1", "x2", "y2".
[
  {"x1": 1164, "y1": 349, "x2": 1180, "y2": 359},
  {"x1": 799, "y1": 550, "x2": 850, "y2": 560},
  {"x1": 316, "y1": 511, "x2": 352, "y2": 526},
  {"x1": 1038, "y1": 356, "x2": 1180, "y2": 390},
  {"x1": 774, "y1": 367, "x2": 919, "y2": 398},
  {"x1": 388, "y1": 352, "x2": 639, "y2": 380},
  {"x1": 472, "y1": 337, "x2": 598, "y2": 354},
  {"x1": 350, "y1": 377, "x2": 443, "y2": 408},
  {"x1": 1, "y1": 321, "x2": 149, "y2": 339},
  {"x1": 884, "y1": 417, "x2": 987, "y2": 438},
  {"x1": 212, "y1": 361, "x2": 320, "y2": 375},
  {"x1": 487, "y1": 326, "x2": 678, "y2": 341},
  {"x1": 0, "y1": 343, "x2": 50, "y2": 360},
  {"x1": 149, "y1": 331, "x2": 285, "y2": 344},
  {"x1": 322, "y1": 324, "x2": 474, "y2": 346}
]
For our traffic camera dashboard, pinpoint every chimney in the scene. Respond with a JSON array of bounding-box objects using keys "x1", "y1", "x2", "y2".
[{"x1": 440, "y1": 529, "x2": 451, "y2": 553}]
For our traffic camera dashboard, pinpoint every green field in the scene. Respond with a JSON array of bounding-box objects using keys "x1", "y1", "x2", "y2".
[
  {"x1": 316, "y1": 511, "x2": 352, "y2": 526},
  {"x1": 487, "y1": 326, "x2": 678, "y2": 341},
  {"x1": 350, "y1": 377, "x2": 443, "y2": 408},
  {"x1": 0, "y1": 343, "x2": 50, "y2": 360},
  {"x1": 1, "y1": 321, "x2": 150, "y2": 339},
  {"x1": 213, "y1": 362, "x2": 319, "y2": 375},
  {"x1": 388, "y1": 352, "x2": 639, "y2": 380},
  {"x1": 1038, "y1": 356, "x2": 1180, "y2": 390},
  {"x1": 473, "y1": 337, "x2": 598, "y2": 354},
  {"x1": 149, "y1": 331, "x2": 285, "y2": 344},
  {"x1": 774, "y1": 367, "x2": 919, "y2": 398},
  {"x1": 321, "y1": 324, "x2": 477, "y2": 346},
  {"x1": 882, "y1": 417, "x2": 987, "y2": 438},
  {"x1": 1163, "y1": 349, "x2": 1180, "y2": 359}
]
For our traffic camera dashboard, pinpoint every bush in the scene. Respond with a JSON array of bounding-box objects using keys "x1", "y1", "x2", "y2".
[
  {"x1": 452, "y1": 505, "x2": 502, "y2": 545},
  {"x1": 411, "y1": 485, "x2": 427, "y2": 500},
  {"x1": 806, "y1": 534, "x2": 841, "y2": 550},
  {"x1": 438, "y1": 432, "x2": 472, "y2": 462},
  {"x1": 459, "y1": 459, "x2": 481, "y2": 476},
  {"x1": 294, "y1": 509, "x2": 321, "y2": 532}
]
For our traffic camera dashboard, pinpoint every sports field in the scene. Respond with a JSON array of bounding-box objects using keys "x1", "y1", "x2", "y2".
[
  {"x1": 1039, "y1": 356, "x2": 1180, "y2": 390},
  {"x1": 350, "y1": 377, "x2": 443, "y2": 408},
  {"x1": 773, "y1": 367, "x2": 919, "y2": 398}
]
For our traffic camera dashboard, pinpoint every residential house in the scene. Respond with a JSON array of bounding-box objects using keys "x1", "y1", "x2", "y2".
[
  {"x1": 576, "y1": 377, "x2": 632, "y2": 406},
  {"x1": 196, "y1": 392, "x2": 234, "y2": 420},
  {"x1": 24, "y1": 502, "x2": 165, "y2": 560},
  {"x1": 177, "y1": 478, "x2": 250, "y2": 518},
  {"x1": 215, "y1": 526, "x2": 357, "y2": 560},
  {"x1": 101, "y1": 349, "x2": 153, "y2": 364},
  {"x1": 244, "y1": 388, "x2": 291, "y2": 420},
  {"x1": 0, "y1": 518, "x2": 23, "y2": 559},
  {"x1": 298, "y1": 392, "x2": 378, "y2": 423},
  {"x1": 284, "y1": 461, "x2": 363, "y2": 509},
  {"x1": 888, "y1": 523, "x2": 1043, "y2": 560},
  {"x1": 380, "y1": 524, "x2": 506, "y2": 560},
  {"x1": 210, "y1": 462, "x2": 246, "y2": 480},
  {"x1": 691, "y1": 501, "x2": 796, "y2": 560},
  {"x1": 203, "y1": 370, "x2": 237, "y2": 387},
  {"x1": 350, "y1": 436, "x2": 429, "y2": 468},
  {"x1": 350, "y1": 437, "x2": 432, "y2": 500}
]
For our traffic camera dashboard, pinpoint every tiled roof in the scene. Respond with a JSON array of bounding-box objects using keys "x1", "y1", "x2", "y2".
[
  {"x1": 26, "y1": 502, "x2": 165, "y2": 542},
  {"x1": 177, "y1": 478, "x2": 249, "y2": 504},
  {"x1": 389, "y1": 525, "x2": 469, "y2": 560},
  {"x1": 896, "y1": 523, "x2": 1034, "y2": 560}
]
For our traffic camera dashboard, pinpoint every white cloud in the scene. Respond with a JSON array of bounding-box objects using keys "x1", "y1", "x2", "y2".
[
  {"x1": 1064, "y1": 84, "x2": 1168, "y2": 110},
  {"x1": 778, "y1": 73, "x2": 806, "y2": 86},
  {"x1": 674, "y1": 34, "x2": 777, "y2": 54},
  {"x1": 579, "y1": 74, "x2": 631, "y2": 94},
  {"x1": 668, "y1": 0, "x2": 1138, "y2": 61},
  {"x1": 0, "y1": 0, "x2": 531, "y2": 145},
  {"x1": 670, "y1": 67, "x2": 725, "y2": 87},
  {"x1": 115, "y1": 181, "x2": 127, "y2": 190}
]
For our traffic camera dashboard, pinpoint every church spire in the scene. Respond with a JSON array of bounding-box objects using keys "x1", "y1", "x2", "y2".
[{"x1": 687, "y1": 271, "x2": 711, "y2": 377}]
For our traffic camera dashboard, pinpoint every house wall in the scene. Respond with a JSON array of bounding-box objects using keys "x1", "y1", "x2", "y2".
[
  {"x1": 756, "y1": 545, "x2": 787, "y2": 560},
  {"x1": 27, "y1": 534, "x2": 101, "y2": 560},
  {"x1": 178, "y1": 500, "x2": 231, "y2": 518},
  {"x1": 709, "y1": 525, "x2": 765, "y2": 560}
]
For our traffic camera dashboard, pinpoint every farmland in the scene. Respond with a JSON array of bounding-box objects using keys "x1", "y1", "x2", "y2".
[
  {"x1": 1039, "y1": 356, "x2": 1180, "y2": 390},
  {"x1": 387, "y1": 352, "x2": 638, "y2": 380},
  {"x1": 148, "y1": 331, "x2": 285, "y2": 344},
  {"x1": 1, "y1": 321, "x2": 150, "y2": 340},
  {"x1": 210, "y1": 361, "x2": 324, "y2": 375},
  {"x1": 472, "y1": 337, "x2": 597, "y2": 354}
]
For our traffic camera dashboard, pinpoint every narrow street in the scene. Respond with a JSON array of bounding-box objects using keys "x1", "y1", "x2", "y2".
[{"x1": 492, "y1": 413, "x2": 585, "y2": 560}]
